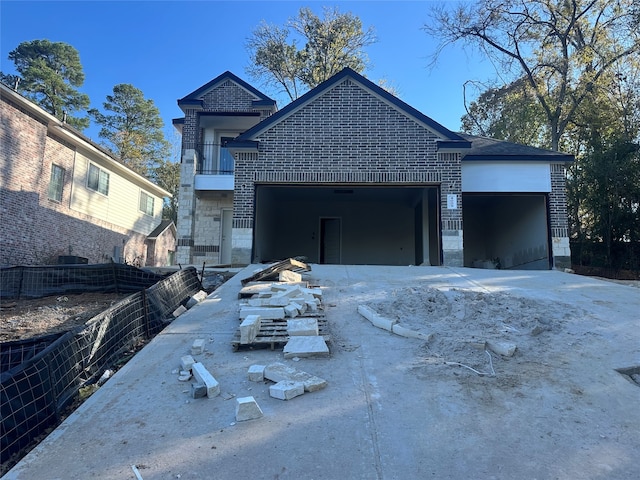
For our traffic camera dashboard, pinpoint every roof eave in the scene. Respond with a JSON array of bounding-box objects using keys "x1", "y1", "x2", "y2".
[
  {"x1": 226, "y1": 140, "x2": 259, "y2": 153},
  {"x1": 462, "y1": 154, "x2": 575, "y2": 163}
]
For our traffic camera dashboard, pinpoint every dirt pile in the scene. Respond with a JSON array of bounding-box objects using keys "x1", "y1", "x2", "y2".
[{"x1": 366, "y1": 286, "x2": 576, "y2": 380}]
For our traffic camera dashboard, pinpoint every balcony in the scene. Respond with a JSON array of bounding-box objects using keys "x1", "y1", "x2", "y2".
[{"x1": 194, "y1": 142, "x2": 234, "y2": 191}]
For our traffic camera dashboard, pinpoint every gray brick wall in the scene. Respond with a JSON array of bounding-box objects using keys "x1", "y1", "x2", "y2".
[
  {"x1": 233, "y1": 79, "x2": 463, "y2": 234},
  {"x1": 549, "y1": 163, "x2": 569, "y2": 238}
]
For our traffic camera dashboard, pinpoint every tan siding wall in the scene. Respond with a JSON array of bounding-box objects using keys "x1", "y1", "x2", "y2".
[{"x1": 70, "y1": 151, "x2": 162, "y2": 235}]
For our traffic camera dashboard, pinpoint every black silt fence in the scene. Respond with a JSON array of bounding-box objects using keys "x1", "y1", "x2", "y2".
[
  {"x1": 1, "y1": 267, "x2": 203, "y2": 464},
  {"x1": 0, "y1": 263, "x2": 168, "y2": 300}
]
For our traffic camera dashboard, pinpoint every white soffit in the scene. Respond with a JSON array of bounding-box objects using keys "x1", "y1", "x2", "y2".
[{"x1": 462, "y1": 162, "x2": 551, "y2": 193}]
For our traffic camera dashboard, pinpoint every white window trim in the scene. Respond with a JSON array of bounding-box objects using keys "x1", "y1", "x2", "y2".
[{"x1": 87, "y1": 162, "x2": 110, "y2": 196}]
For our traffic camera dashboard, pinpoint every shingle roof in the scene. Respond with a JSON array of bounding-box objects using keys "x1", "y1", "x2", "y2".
[
  {"x1": 146, "y1": 220, "x2": 176, "y2": 240},
  {"x1": 459, "y1": 133, "x2": 574, "y2": 162},
  {"x1": 234, "y1": 68, "x2": 469, "y2": 145},
  {"x1": 177, "y1": 71, "x2": 275, "y2": 106}
]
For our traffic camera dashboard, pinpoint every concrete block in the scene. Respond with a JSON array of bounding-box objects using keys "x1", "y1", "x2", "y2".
[
  {"x1": 191, "y1": 339, "x2": 205, "y2": 355},
  {"x1": 180, "y1": 355, "x2": 196, "y2": 371},
  {"x1": 287, "y1": 318, "x2": 319, "y2": 336},
  {"x1": 270, "y1": 282, "x2": 308, "y2": 292},
  {"x1": 264, "y1": 362, "x2": 327, "y2": 392},
  {"x1": 283, "y1": 336, "x2": 329, "y2": 359},
  {"x1": 269, "y1": 381, "x2": 305, "y2": 400},
  {"x1": 247, "y1": 297, "x2": 290, "y2": 307},
  {"x1": 391, "y1": 323, "x2": 433, "y2": 341},
  {"x1": 191, "y1": 362, "x2": 220, "y2": 398},
  {"x1": 239, "y1": 306, "x2": 285, "y2": 320},
  {"x1": 284, "y1": 304, "x2": 299, "y2": 318},
  {"x1": 279, "y1": 270, "x2": 302, "y2": 282},
  {"x1": 236, "y1": 396, "x2": 264, "y2": 421},
  {"x1": 289, "y1": 300, "x2": 307, "y2": 314},
  {"x1": 240, "y1": 314, "x2": 261, "y2": 344},
  {"x1": 186, "y1": 290, "x2": 208, "y2": 309},
  {"x1": 272, "y1": 285, "x2": 304, "y2": 299},
  {"x1": 302, "y1": 287, "x2": 323, "y2": 298},
  {"x1": 358, "y1": 305, "x2": 397, "y2": 332},
  {"x1": 487, "y1": 340, "x2": 517, "y2": 357},
  {"x1": 305, "y1": 300, "x2": 319, "y2": 313},
  {"x1": 191, "y1": 383, "x2": 207, "y2": 399},
  {"x1": 172, "y1": 305, "x2": 187, "y2": 318},
  {"x1": 248, "y1": 364, "x2": 265, "y2": 382}
]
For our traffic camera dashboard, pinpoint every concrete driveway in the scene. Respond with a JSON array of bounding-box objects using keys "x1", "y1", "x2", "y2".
[{"x1": 5, "y1": 265, "x2": 640, "y2": 480}]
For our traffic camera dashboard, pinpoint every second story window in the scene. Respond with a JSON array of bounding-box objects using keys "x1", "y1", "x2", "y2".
[
  {"x1": 88, "y1": 163, "x2": 109, "y2": 195},
  {"x1": 139, "y1": 191, "x2": 154, "y2": 216},
  {"x1": 48, "y1": 164, "x2": 65, "y2": 202}
]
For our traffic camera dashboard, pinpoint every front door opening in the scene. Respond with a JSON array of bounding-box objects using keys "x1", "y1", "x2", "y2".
[{"x1": 319, "y1": 217, "x2": 341, "y2": 264}]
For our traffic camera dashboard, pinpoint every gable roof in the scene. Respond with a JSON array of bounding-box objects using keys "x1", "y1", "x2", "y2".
[
  {"x1": 233, "y1": 68, "x2": 470, "y2": 148},
  {"x1": 146, "y1": 220, "x2": 176, "y2": 240},
  {"x1": 177, "y1": 71, "x2": 276, "y2": 110},
  {"x1": 459, "y1": 133, "x2": 574, "y2": 162}
]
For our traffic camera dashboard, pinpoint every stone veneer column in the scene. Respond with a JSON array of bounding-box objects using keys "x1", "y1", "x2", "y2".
[{"x1": 176, "y1": 149, "x2": 196, "y2": 264}]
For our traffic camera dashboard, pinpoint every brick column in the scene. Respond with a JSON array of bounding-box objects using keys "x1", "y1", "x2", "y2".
[{"x1": 550, "y1": 163, "x2": 571, "y2": 269}]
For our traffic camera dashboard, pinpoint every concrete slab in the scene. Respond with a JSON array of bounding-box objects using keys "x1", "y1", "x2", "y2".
[
  {"x1": 5, "y1": 265, "x2": 640, "y2": 480},
  {"x1": 287, "y1": 318, "x2": 319, "y2": 336},
  {"x1": 269, "y1": 380, "x2": 305, "y2": 400},
  {"x1": 283, "y1": 335, "x2": 329, "y2": 358},
  {"x1": 263, "y1": 362, "x2": 327, "y2": 392}
]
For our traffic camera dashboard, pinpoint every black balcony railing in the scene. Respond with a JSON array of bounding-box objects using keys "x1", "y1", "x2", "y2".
[{"x1": 194, "y1": 142, "x2": 234, "y2": 175}]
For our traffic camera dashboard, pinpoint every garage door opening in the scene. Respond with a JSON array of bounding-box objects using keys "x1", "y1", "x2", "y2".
[
  {"x1": 253, "y1": 185, "x2": 441, "y2": 266},
  {"x1": 463, "y1": 194, "x2": 551, "y2": 270}
]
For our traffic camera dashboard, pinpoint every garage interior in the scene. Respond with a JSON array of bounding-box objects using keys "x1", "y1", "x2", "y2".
[
  {"x1": 253, "y1": 185, "x2": 441, "y2": 266},
  {"x1": 462, "y1": 193, "x2": 551, "y2": 270}
]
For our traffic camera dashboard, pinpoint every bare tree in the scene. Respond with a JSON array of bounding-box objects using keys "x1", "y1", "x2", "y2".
[{"x1": 425, "y1": 0, "x2": 640, "y2": 151}]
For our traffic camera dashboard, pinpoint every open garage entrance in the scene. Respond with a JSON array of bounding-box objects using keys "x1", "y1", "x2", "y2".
[
  {"x1": 253, "y1": 185, "x2": 441, "y2": 266},
  {"x1": 462, "y1": 193, "x2": 551, "y2": 270}
]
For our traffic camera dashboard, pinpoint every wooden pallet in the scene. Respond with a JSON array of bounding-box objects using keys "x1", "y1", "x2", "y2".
[{"x1": 231, "y1": 315, "x2": 330, "y2": 351}]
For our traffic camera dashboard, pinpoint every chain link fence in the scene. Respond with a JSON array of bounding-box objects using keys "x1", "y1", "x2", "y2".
[{"x1": 1, "y1": 266, "x2": 203, "y2": 465}]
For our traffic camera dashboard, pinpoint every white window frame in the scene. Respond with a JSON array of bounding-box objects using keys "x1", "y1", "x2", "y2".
[
  {"x1": 87, "y1": 163, "x2": 109, "y2": 195},
  {"x1": 139, "y1": 190, "x2": 155, "y2": 216}
]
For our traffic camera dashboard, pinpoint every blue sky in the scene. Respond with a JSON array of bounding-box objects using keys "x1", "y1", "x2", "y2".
[{"x1": 1, "y1": 0, "x2": 494, "y2": 150}]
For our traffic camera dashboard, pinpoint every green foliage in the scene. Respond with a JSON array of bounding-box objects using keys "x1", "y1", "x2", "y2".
[
  {"x1": 152, "y1": 159, "x2": 180, "y2": 223},
  {"x1": 461, "y1": 79, "x2": 549, "y2": 147},
  {"x1": 7, "y1": 39, "x2": 90, "y2": 130},
  {"x1": 89, "y1": 84, "x2": 170, "y2": 178},
  {"x1": 247, "y1": 6, "x2": 375, "y2": 100},
  {"x1": 568, "y1": 140, "x2": 640, "y2": 264}
]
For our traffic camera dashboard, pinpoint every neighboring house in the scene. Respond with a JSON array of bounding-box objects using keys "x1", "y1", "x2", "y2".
[
  {"x1": 0, "y1": 82, "x2": 175, "y2": 267},
  {"x1": 174, "y1": 68, "x2": 572, "y2": 270}
]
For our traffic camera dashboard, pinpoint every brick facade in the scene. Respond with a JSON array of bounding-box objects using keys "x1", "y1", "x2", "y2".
[
  {"x1": 1, "y1": 88, "x2": 170, "y2": 266},
  {"x1": 231, "y1": 78, "x2": 466, "y2": 265},
  {"x1": 176, "y1": 69, "x2": 572, "y2": 269}
]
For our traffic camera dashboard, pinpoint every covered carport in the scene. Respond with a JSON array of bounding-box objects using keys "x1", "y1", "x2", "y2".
[{"x1": 253, "y1": 184, "x2": 441, "y2": 266}]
